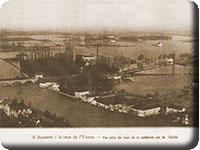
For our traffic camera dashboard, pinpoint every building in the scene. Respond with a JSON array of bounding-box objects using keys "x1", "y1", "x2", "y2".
[
  {"x1": 0, "y1": 102, "x2": 10, "y2": 116},
  {"x1": 91, "y1": 100, "x2": 97, "y2": 106},
  {"x1": 109, "y1": 40, "x2": 116, "y2": 44},
  {"x1": 167, "y1": 58, "x2": 173, "y2": 65},
  {"x1": 115, "y1": 104, "x2": 128, "y2": 113},
  {"x1": 109, "y1": 104, "x2": 115, "y2": 111},
  {"x1": 82, "y1": 55, "x2": 96, "y2": 62},
  {"x1": 113, "y1": 76, "x2": 121, "y2": 80},
  {"x1": 130, "y1": 105, "x2": 161, "y2": 117},
  {"x1": 75, "y1": 55, "x2": 96, "y2": 66},
  {"x1": 35, "y1": 73, "x2": 44, "y2": 79},
  {"x1": 0, "y1": 101, "x2": 32, "y2": 118},
  {"x1": 49, "y1": 83, "x2": 60, "y2": 92},
  {"x1": 165, "y1": 105, "x2": 186, "y2": 115},
  {"x1": 156, "y1": 42, "x2": 163, "y2": 47},
  {"x1": 108, "y1": 35, "x2": 115, "y2": 39},
  {"x1": 39, "y1": 82, "x2": 55, "y2": 88},
  {"x1": 81, "y1": 94, "x2": 96, "y2": 102},
  {"x1": 75, "y1": 91, "x2": 90, "y2": 99},
  {"x1": 9, "y1": 103, "x2": 32, "y2": 118}
]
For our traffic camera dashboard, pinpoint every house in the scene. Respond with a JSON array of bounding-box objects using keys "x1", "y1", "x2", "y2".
[
  {"x1": 82, "y1": 55, "x2": 96, "y2": 62},
  {"x1": 165, "y1": 105, "x2": 186, "y2": 115},
  {"x1": 114, "y1": 104, "x2": 127, "y2": 110},
  {"x1": 81, "y1": 94, "x2": 95, "y2": 102},
  {"x1": 113, "y1": 76, "x2": 121, "y2": 80},
  {"x1": 75, "y1": 55, "x2": 96, "y2": 66},
  {"x1": 108, "y1": 35, "x2": 115, "y2": 39},
  {"x1": 85, "y1": 95, "x2": 96, "y2": 102},
  {"x1": 39, "y1": 82, "x2": 56, "y2": 88},
  {"x1": 109, "y1": 40, "x2": 116, "y2": 44},
  {"x1": 0, "y1": 101, "x2": 33, "y2": 118},
  {"x1": 96, "y1": 102, "x2": 105, "y2": 108},
  {"x1": 35, "y1": 73, "x2": 44, "y2": 79},
  {"x1": 130, "y1": 105, "x2": 161, "y2": 117},
  {"x1": 167, "y1": 58, "x2": 173, "y2": 65},
  {"x1": 0, "y1": 103, "x2": 10, "y2": 116},
  {"x1": 49, "y1": 83, "x2": 60, "y2": 92},
  {"x1": 109, "y1": 104, "x2": 115, "y2": 111},
  {"x1": 39, "y1": 82, "x2": 60, "y2": 91},
  {"x1": 75, "y1": 91, "x2": 90, "y2": 99},
  {"x1": 182, "y1": 114, "x2": 189, "y2": 125},
  {"x1": 9, "y1": 103, "x2": 32, "y2": 118},
  {"x1": 127, "y1": 105, "x2": 136, "y2": 111},
  {"x1": 104, "y1": 105, "x2": 110, "y2": 110},
  {"x1": 91, "y1": 100, "x2": 97, "y2": 105},
  {"x1": 116, "y1": 104, "x2": 128, "y2": 113}
]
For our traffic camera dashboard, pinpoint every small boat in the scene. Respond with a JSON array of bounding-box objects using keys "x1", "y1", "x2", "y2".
[{"x1": 156, "y1": 42, "x2": 163, "y2": 47}]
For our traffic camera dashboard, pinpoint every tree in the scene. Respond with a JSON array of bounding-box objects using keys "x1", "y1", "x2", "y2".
[{"x1": 137, "y1": 54, "x2": 145, "y2": 61}]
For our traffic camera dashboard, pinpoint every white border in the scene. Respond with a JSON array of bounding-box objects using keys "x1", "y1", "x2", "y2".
[{"x1": 0, "y1": 0, "x2": 199, "y2": 149}]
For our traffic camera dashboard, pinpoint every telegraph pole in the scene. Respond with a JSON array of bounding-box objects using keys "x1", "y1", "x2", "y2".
[{"x1": 96, "y1": 45, "x2": 99, "y2": 64}]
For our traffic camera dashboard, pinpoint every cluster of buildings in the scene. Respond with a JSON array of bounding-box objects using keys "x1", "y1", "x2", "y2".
[
  {"x1": 38, "y1": 78, "x2": 189, "y2": 123},
  {"x1": 39, "y1": 82, "x2": 60, "y2": 92},
  {"x1": 129, "y1": 104, "x2": 186, "y2": 117},
  {"x1": 0, "y1": 100, "x2": 32, "y2": 118},
  {"x1": 72, "y1": 89, "x2": 189, "y2": 124},
  {"x1": 74, "y1": 90, "x2": 120, "y2": 112},
  {"x1": 75, "y1": 55, "x2": 96, "y2": 67},
  {"x1": 0, "y1": 98, "x2": 70, "y2": 127},
  {"x1": 0, "y1": 99, "x2": 41, "y2": 127}
]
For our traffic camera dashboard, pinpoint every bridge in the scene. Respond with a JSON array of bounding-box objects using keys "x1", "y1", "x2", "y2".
[
  {"x1": 0, "y1": 57, "x2": 37, "y2": 86},
  {"x1": 1, "y1": 57, "x2": 29, "y2": 78}
]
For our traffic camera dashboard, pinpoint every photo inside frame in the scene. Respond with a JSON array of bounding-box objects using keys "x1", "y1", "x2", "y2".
[{"x1": 0, "y1": 0, "x2": 198, "y2": 148}]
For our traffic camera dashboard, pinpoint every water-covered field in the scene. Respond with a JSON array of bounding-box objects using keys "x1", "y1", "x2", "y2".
[
  {"x1": 0, "y1": 34, "x2": 197, "y2": 127},
  {"x1": 0, "y1": 34, "x2": 195, "y2": 59},
  {"x1": 115, "y1": 65, "x2": 194, "y2": 96}
]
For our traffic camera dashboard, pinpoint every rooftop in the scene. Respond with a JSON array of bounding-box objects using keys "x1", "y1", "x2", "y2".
[{"x1": 133, "y1": 104, "x2": 161, "y2": 110}]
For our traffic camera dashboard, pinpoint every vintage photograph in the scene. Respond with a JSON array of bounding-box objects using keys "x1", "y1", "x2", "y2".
[{"x1": 0, "y1": 0, "x2": 198, "y2": 131}]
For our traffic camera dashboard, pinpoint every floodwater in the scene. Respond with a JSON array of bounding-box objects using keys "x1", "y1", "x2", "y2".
[
  {"x1": 0, "y1": 34, "x2": 197, "y2": 126},
  {"x1": 0, "y1": 35, "x2": 195, "y2": 60},
  {"x1": 73, "y1": 35, "x2": 195, "y2": 59},
  {"x1": 115, "y1": 65, "x2": 195, "y2": 95}
]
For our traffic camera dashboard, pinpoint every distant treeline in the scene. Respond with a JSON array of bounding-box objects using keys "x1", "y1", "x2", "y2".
[
  {"x1": 1, "y1": 37, "x2": 51, "y2": 42},
  {"x1": 20, "y1": 56, "x2": 74, "y2": 77},
  {"x1": 120, "y1": 35, "x2": 172, "y2": 42},
  {"x1": 0, "y1": 30, "x2": 70, "y2": 36}
]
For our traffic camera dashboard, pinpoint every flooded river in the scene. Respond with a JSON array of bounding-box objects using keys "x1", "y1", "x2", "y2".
[
  {"x1": 115, "y1": 65, "x2": 195, "y2": 95},
  {"x1": 0, "y1": 34, "x2": 197, "y2": 126}
]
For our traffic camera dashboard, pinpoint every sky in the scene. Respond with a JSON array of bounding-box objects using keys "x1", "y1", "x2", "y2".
[{"x1": 0, "y1": 0, "x2": 194, "y2": 32}]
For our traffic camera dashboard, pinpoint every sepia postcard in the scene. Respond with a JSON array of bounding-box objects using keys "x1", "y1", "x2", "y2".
[{"x1": 0, "y1": 0, "x2": 199, "y2": 149}]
